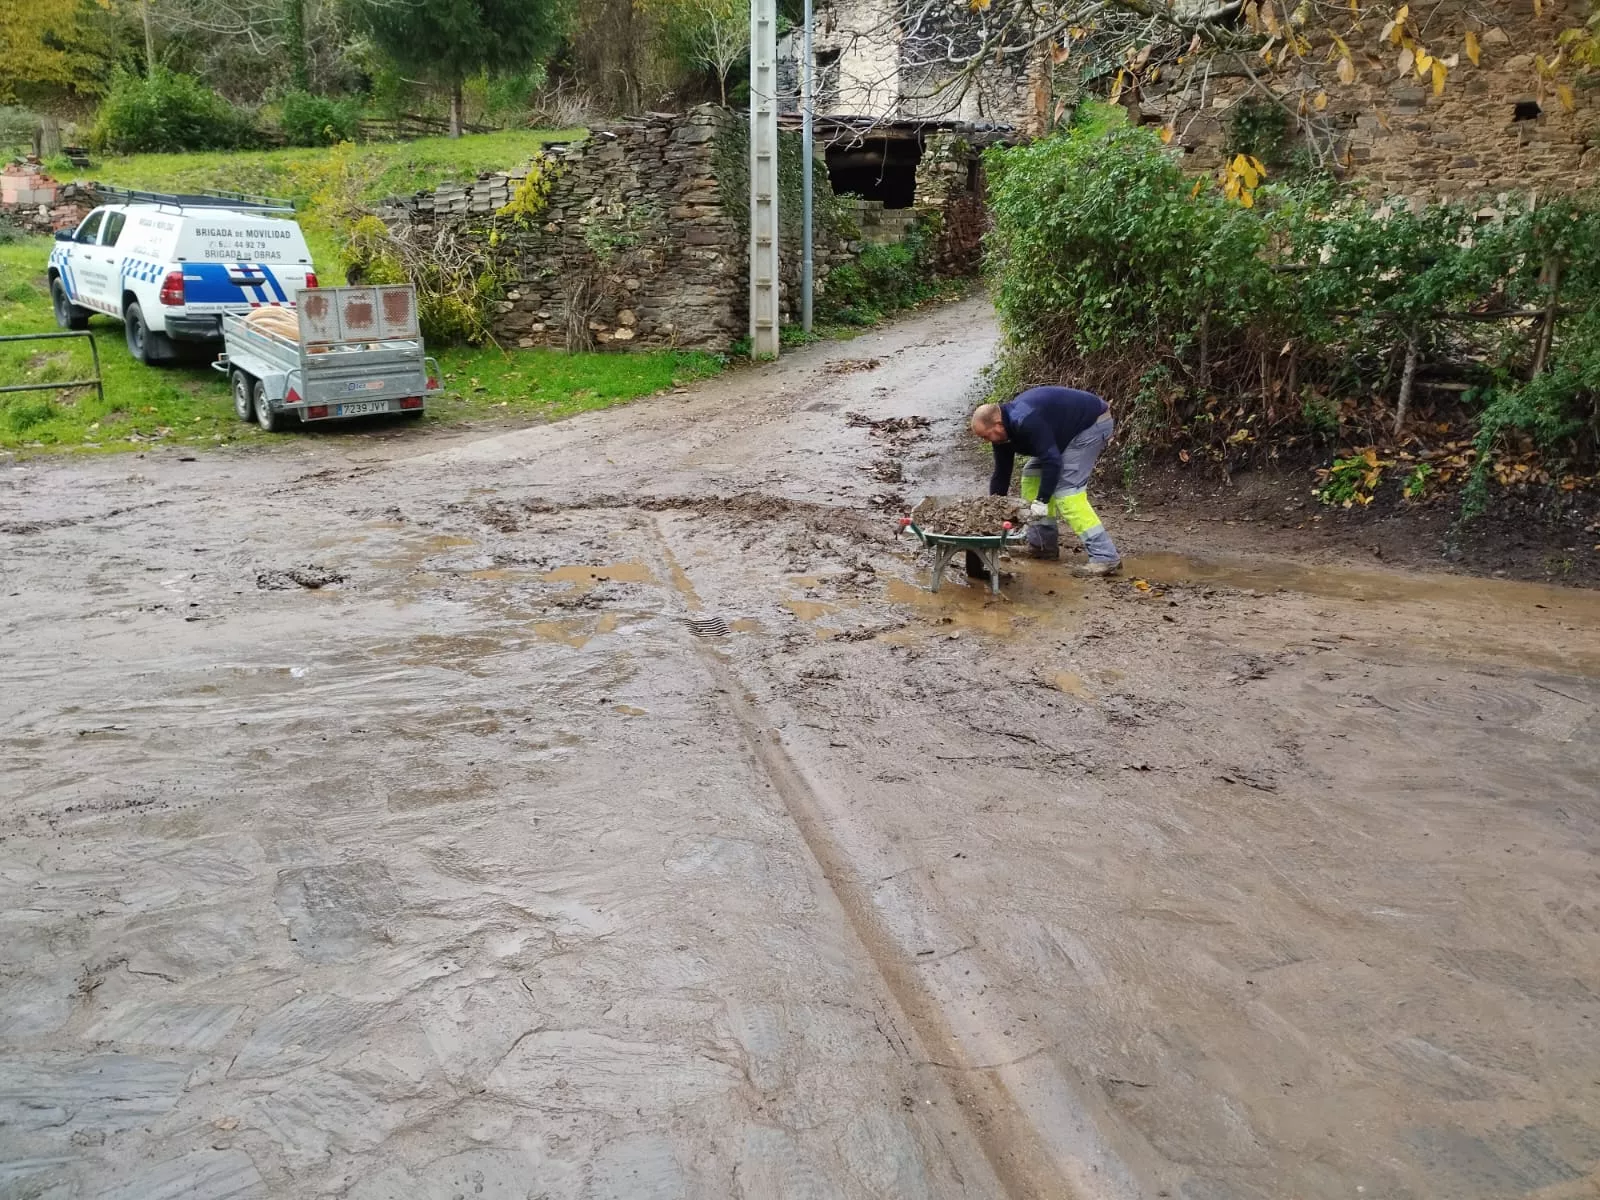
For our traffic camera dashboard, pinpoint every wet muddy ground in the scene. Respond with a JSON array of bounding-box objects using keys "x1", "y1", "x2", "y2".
[{"x1": 3, "y1": 297, "x2": 1599, "y2": 1200}]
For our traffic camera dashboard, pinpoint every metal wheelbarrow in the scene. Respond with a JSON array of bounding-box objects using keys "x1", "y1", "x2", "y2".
[{"x1": 897, "y1": 517, "x2": 1027, "y2": 595}]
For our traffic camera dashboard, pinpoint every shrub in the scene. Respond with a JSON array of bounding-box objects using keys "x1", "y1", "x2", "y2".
[
  {"x1": 90, "y1": 68, "x2": 259, "y2": 154},
  {"x1": 984, "y1": 120, "x2": 1600, "y2": 487},
  {"x1": 340, "y1": 214, "x2": 500, "y2": 345},
  {"x1": 987, "y1": 123, "x2": 1274, "y2": 361},
  {"x1": 277, "y1": 91, "x2": 361, "y2": 147},
  {"x1": 819, "y1": 225, "x2": 939, "y2": 325},
  {"x1": 1227, "y1": 97, "x2": 1294, "y2": 168}
]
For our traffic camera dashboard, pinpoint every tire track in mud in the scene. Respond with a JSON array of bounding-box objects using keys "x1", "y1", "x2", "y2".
[{"x1": 645, "y1": 516, "x2": 1148, "y2": 1200}]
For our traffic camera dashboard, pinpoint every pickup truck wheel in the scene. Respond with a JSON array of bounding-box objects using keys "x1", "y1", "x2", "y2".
[
  {"x1": 252, "y1": 379, "x2": 283, "y2": 432},
  {"x1": 230, "y1": 370, "x2": 254, "y2": 422},
  {"x1": 51, "y1": 279, "x2": 89, "y2": 330},
  {"x1": 124, "y1": 302, "x2": 173, "y2": 366}
]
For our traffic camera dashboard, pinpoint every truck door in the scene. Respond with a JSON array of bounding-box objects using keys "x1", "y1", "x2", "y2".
[
  {"x1": 96, "y1": 210, "x2": 129, "y2": 315},
  {"x1": 62, "y1": 210, "x2": 106, "y2": 314}
]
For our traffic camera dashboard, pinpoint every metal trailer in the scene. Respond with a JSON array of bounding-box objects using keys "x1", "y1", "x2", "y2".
[{"x1": 212, "y1": 284, "x2": 439, "y2": 432}]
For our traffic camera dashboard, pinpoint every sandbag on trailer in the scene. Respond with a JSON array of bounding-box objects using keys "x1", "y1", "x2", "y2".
[{"x1": 243, "y1": 307, "x2": 302, "y2": 340}]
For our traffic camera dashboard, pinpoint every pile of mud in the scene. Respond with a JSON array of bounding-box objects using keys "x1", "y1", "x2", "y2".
[
  {"x1": 462, "y1": 491, "x2": 897, "y2": 546},
  {"x1": 256, "y1": 566, "x2": 347, "y2": 590},
  {"x1": 847, "y1": 412, "x2": 930, "y2": 435},
  {"x1": 910, "y1": 496, "x2": 1026, "y2": 536}
]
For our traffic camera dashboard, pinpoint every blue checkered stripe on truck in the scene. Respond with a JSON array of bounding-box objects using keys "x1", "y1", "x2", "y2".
[
  {"x1": 49, "y1": 245, "x2": 80, "y2": 302},
  {"x1": 119, "y1": 257, "x2": 166, "y2": 284}
]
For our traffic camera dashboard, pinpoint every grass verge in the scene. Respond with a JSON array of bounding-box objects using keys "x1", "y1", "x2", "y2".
[
  {"x1": 74, "y1": 129, "x2": 585, "y2": 211},
  {"x1": 0, "y1": 235, "x2": 720, "y2": 455},
  {"x1": 71, "y1": 128, "x2": 585, "y2": 284}
]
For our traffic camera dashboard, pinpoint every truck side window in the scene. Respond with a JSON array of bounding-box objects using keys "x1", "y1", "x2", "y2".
[
  {"x1": 75, "y1": 212, "x2": 105, "y2": 244},
  {"x1": 101, "y1": 212, "x2": 127, "y2": 246}
]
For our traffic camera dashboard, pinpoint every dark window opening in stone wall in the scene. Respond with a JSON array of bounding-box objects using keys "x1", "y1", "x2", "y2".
[
  {"x1": 1512, "y1": 100, "x2": 1542, "y2": 122},
  {"x1": 825, "y1": 134, "x2": 924, "y2": 208}
]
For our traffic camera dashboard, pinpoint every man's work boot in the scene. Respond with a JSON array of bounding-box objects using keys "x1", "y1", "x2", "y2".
[
  {"x1": 1024, "y1": 524, "x2": 1060, "y2": 560},
  {"x1": 1073, "y1": 558, "x2": 1123, "y2": 577},
  {"x1": 964, "y1": 551, "x2": 991, "y2": 581}
]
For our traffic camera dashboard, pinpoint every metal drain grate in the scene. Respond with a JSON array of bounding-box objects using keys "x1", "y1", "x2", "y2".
[{"x1": 686, "y1": 615, "x2": 731, "y2": 638}]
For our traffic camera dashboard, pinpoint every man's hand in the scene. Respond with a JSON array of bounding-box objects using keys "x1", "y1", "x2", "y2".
[{"x1": 1026, "y1": 501, "x2": 1049, "y2": 519}]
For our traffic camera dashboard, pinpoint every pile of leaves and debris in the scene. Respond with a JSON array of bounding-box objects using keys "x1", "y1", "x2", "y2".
[{"x1": 909, "y1": 495, "x2": 1028, "y2": 536}]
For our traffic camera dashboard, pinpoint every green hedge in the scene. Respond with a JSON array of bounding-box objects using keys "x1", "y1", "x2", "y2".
[
  {"x1": 91, "y1": 69, "x2": 260, "y2": 154},
  {"x1": 984, "y1": 114, "x2": 1600, "y2": 485}
]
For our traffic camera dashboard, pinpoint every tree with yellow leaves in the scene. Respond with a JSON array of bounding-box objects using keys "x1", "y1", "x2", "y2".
[{"x1": 0, "y1": 0, "x2": 120, "y2": 106}]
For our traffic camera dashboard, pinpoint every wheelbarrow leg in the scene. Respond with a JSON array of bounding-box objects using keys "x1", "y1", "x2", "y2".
[
  {"x1": 930, "y1": 544, "x2": 954, "y2": 593},
  {"x1": 984, "y1": 547, "x2": 1002, "y2": 595}
]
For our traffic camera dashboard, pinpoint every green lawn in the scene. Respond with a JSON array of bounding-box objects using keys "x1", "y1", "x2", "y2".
[
  {"x1": 0, "y1": 234, "x2": 720, "y2": 454},
  {"x1": 75, "y1": 129, "x2": 584, "y2": 210}
]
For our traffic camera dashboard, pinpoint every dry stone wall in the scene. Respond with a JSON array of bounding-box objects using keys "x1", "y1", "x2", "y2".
[
  {"x1": 380, "y1": 107, "x2": 896, "y2": 351},
  {"x1": 382, "y1": 109, "x2": 740, "y2": 349},
  {"x1": 914, "y1": 132, "x2": 991, "y2": 275}
]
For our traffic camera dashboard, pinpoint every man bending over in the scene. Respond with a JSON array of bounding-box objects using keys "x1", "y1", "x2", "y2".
[{"x1": 969, "y1": 386, "x2": 1122, "y2": 576}]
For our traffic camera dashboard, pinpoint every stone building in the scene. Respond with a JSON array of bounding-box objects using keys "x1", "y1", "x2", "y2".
[
  {"x1": 778, "y1": 0, "x2": 1051, "y2": 131},
  {"x1": 1141, "y1": 0, "x2": 1598, "y2": 200},
  {"x1": 784, "y1": 0, "x2": 1598, "y2": 200}
]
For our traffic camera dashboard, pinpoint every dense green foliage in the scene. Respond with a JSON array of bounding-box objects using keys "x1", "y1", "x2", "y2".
[
  {"x1": 277, "y1": 91, "x2": 361, "y2": 147},
  {"x1": 985, "y1": 114, "x2": 1600, "y2": 496},
  {"x1": 820, "y1": 227, "x2": 945, "y2": 326},
  {"x1": 1225, "y1": 98, "x2": 1294, "y2": 170},
  {"x1": 90, "y1": 68, "x2": 260, "y2": 154}
]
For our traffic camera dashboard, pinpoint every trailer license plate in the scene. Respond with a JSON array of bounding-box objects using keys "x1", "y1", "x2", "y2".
[{"x1": 338, "y1": 401, "x2": 389, "y2": 416}]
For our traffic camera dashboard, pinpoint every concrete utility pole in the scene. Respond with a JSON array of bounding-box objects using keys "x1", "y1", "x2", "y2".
[
  {"x1": 800, "y1": 0, "x2": 815, "y2": 334},
  {"x1": 749, "y1": 0, "x2": 781, "y2": 357}
]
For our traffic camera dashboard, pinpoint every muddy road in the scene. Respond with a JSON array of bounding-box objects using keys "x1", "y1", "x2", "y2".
[{"x1": 3, "y1": 297, "x2": 1599, "y2": 1200}]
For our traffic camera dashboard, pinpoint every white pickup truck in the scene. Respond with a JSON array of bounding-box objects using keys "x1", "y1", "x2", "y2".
[{"x1": 47, "y1": 187, "x2": 318, "y2": 366}]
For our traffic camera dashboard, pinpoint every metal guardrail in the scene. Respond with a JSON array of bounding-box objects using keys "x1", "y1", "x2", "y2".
[{"x1": 0, "y1": 331, "x2": 105, "y2": 405}]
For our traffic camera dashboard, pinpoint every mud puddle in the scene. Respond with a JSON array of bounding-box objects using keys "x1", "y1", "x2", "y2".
[
  {"x1": 531, "y1": 612, "x2": 622, "y2": 648},
  {"x1": 1130, "y1": 549, "x2": 1600, "y2": 613},
  {"x1": 541, "y1": 561, "x2": 657, "y2": 593},
  {"x1": 1131, "y1": 549, "x2": 1600, "y2": 673},
  {"x1": 883, "y1": 562, "x2": 1085, "y2": 639}
]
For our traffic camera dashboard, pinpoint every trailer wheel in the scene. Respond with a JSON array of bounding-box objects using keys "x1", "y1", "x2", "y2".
[
  {"x1": 252, "y1": 379, "x2": 283, "y2": 433},
  {"x1": 230, "y1": 370, "x2": 254, "y2": 422}
]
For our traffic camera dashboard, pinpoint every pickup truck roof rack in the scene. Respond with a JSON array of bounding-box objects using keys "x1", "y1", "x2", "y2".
[{"x1": 88, "y1": 185, "x2": 297, "y2": 215}]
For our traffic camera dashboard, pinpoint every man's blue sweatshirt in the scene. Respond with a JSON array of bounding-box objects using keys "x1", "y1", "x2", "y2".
[{"x1": 988, "y1": 386, "x2": 1109, "y2": 500}]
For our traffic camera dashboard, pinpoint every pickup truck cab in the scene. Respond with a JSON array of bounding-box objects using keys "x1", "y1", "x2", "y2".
[{"x1": 47, "y1": 187, "x2": 317, "y2": 366}]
